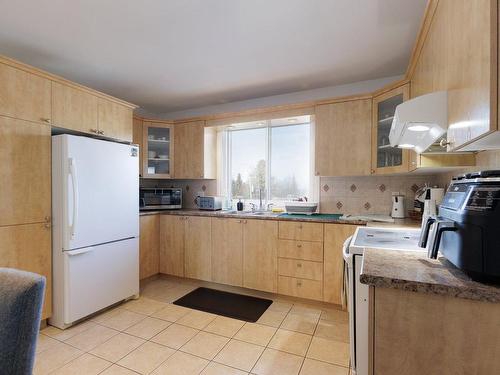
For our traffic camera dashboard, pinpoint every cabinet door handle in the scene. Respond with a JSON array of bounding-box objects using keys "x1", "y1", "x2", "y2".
[
  {"x1": 296, "y1": 280, "x2": 302, "y2": 287},
  {"x1": 297, "y1": 243, "x2": 302, "y2": 248},
  {"x1": 98, "y1": 130, "x2": 105, "y2": 135},
  {"x1": 298, "y1": 224, "x2": 303, "y2": 229},
  {"x1": 296, "y1": 263, "x2": 302, "y2": 268},
  {"x1": 41, "y1": 118, "x2": 51, "y2": 124},
  {"x1": 90, "y1": 128, "x2": 98, "y2": 133}
]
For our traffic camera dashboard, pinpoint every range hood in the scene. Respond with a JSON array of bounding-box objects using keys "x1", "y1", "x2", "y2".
[{"x1": 389, "y1": 91, "x2": 447, "y2": 153}]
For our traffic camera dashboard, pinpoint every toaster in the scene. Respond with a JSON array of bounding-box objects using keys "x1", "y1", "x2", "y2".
[{"x1": 196, "y1": 196, "x2": 223, "y2": 211}]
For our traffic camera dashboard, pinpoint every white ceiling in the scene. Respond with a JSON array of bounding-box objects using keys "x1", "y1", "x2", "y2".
[{"x1": 0, "y1": 0, "x2": 427, "y2": 114}]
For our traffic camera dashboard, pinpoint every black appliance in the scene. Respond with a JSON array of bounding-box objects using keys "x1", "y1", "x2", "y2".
[
  {"x1": 419, "y1": 170, "x2": 500, "y2": 283},
  {"x1": 139, "y1": 187, "x2": 182, "y2": 210}
]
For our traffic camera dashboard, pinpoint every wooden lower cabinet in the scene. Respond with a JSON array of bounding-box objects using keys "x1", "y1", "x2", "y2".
[
  {"x1": 211, "y1": 218, "x2": 243, "y2": 286},
  {"x1": 243, "y1": 219, "x2": 278, "y2": 293},
  {"x1": 0, "y1": 117, "x2": 51, "y2": 227},
  {"x1": 184, "y1": 216, "x2": 212, "y2": 281},
  {"x1": 97, "y1": 98, "x2": 133, "y2": 142},
  {"x1": 373, "y1": 287, "x2": 500, "y2": 375},
  {"x1": 0, "y1": 222, "x2": 52, "y2": 320},
  {"x1": 278, "y1": 221, "x2": 324, "y2": 242},
  {"x1": 278, "y1": 276, "x2": 323, "y2": 301},
  {"x1": 139, "y1": 214, "x2": 160, "y2": 280},
  {"x1": 323, "y1": 223, "x2": 357, "y2": 305},
  {"x1": 159, "y1": 215, "x2": 185, "y2": 277}
]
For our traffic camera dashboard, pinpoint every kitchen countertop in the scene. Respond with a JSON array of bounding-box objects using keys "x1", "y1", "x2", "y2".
[
  {"x1": 360, "y1": 248, "x2": 500, "y2": 303},
  {"x1": 139, "y1": 209, "x2": 367, "y2": 224},
  {"x1": 139, "y1": 209, "x2": 423, "y2": 227}
]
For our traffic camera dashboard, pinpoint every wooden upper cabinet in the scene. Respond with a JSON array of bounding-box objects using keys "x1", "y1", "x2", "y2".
[
  {"x1": 0, "y1": 117, "x2": 51, "y2": 226},
  {"x1": 52, "y1": 81, "x2": 98, "y2": 134},
  {"x1": 97, "y1": 99, "x2": 133, "y2": 142},
  {"x1": 184, "y1": 216, "x2": 212, "y2": 281},
  {"x1": 174, "y1": 120, "x2": 216, "y2": 179},
  {"x1": 0, "y1": 63, "x2": 51, "y2": 124},
  {"x1": 243, "y1": 219, "x2": 278, "y2": 293},
  {"x1": 315, "y1": 99, "x2": 372, "y2": 177},
  {"x1": 371, "y1": 84, "x2": 410, "y2": 174},
  {"x1": 142, "y1": 121, "x2": 174, "y2": 179},
  {"x1": 323, "y1": 223, "x2": 357, "y2": 305},
  {"x1": 211, "y1": 218, "x2": 244, "y2": 286},
  {"x1": 133, "y1": 117, "x2": 144, "y2": 176},
  {"x1": 0, "y1": 222, "x2": 52, "y2": 319}
]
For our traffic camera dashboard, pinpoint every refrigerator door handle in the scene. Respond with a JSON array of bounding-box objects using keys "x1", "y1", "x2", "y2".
[
  {"x1": 66, "y1": 247, "x2": 94, "y2": 256},
  {"x1": 69, "y1": 157, "x2": 79, "y2": 239}
]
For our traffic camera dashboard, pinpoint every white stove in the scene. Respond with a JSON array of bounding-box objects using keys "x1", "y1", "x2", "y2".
[{"x1": 343, "y1": 226, "x2": 425, "y2": 375}]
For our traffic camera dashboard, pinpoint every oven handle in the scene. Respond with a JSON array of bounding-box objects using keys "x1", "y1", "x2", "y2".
[{"x1": 341, "y1": 236, "x2": 353, "y2": 309}]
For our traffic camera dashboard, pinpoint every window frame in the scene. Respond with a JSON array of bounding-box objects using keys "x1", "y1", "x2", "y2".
[{"x1": 221, "y1": 118, "x2": 312, "y2": 206}]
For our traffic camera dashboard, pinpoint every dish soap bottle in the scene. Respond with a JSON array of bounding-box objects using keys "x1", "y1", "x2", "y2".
[{"x1": 237, "y1": 199, "x2": 244, "y2": 211}]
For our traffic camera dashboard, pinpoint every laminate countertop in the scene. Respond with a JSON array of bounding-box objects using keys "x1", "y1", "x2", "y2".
[{"x1": 360, "y1": 248, "x2": 500, "y2": 303}]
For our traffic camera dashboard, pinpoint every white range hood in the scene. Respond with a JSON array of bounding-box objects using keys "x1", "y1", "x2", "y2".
[{"x1": 389, "y1": 91, "x2": 447, "y2": 153}]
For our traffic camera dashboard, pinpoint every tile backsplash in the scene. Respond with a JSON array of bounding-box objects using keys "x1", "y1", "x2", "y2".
[
  {"x1": 319, "y1": 175, "x2": 441, "y2": 216},
  {"x1": 140, "y1": 179, "x2": 217, "y2": 208}
]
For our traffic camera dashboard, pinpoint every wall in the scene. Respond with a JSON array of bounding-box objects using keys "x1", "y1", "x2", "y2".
[{"x1": 319, "y1": 174, "x2": 441, "y2": 216}]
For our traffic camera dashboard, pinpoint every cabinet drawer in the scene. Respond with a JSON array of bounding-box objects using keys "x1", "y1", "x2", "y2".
[
  {"x1": 278, "y1": 276, "x2": 323, "y2": 301},
  {"x1": 278, "y1": 221, "x2": 323, "y2": 241},
  {"x1": 278, "y1": 258, "x2": 323, "y2": 281},
  {"x1": 278, "y1": 240, "x2": 323, "y2": 261}
]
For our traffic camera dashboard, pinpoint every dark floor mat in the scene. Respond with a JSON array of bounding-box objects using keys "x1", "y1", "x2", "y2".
[{"x1": 173, "y1": 287, "x2": 272, "y2": 322}]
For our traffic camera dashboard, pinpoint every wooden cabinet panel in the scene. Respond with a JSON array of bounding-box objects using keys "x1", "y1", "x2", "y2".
[
  {"x1": 243, "y1": 219, "x2": 278, "y2": 293},
  {"x1": 278, "y1": 276, "x2": 322, "y2": 301},
  {"x1": 0, "y1": 222, "x2": 52, "y2": 319},
  {"x1": 139, "y1": 214, "x2": 160, "y2": 280},
  {"x1": 315, "y1": 99, "x2": 372, "y2": 176},
  {"x1": 323, "y1": 223, "x2": 357, "y2": 305},
  {"x1": 278, "y1": 258, "x2": 323, "y2": 281},
  {"x1": 211, "y1": 218, "x2": 243, "y2": 286},
  {"x1": 52, "y1": 82, "x2": 98, "y2": 134},
  {"x1": 174, "y1": 120, "x2": 205, "y2": 179},
  {"x1": 0, "y1": 63, "x2": 51, "y2": 124},
  {"x1": 133, "y1": 118, "x2": 143, "y2": 177},
  {"x1": 0, "y1": 117, "x2": 51, "y2": 226},
  {"x1": 159, "y1": 215, "x2": 185, "y2": 277},
  {"x1": 410, "y1": 0, "x2": 494, "y2": 150},
  {"x1": 98, "y1": 99, "x2": 133, "y2": 141},
  {"x1": 278, "y1": 240, "x2": 323, "y2": 261},
  {"x1": 278, "y1": 221, "x2": 324, "y2": 242},
  {"x1": 184, "y1": 216, "x2": 212, "y2": 281},
  {"x1": 374, "y1": 287, "x2": 500, "y2": 375}
]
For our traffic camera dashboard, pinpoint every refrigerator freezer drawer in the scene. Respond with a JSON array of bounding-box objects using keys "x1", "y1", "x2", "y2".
[{"x1": 62, "y1": 238, "x2": 138, "y2": 326}]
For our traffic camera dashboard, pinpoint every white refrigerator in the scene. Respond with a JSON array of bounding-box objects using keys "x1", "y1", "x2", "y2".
[{"x1": 50, "y1": 134, "x2": 139, "y2": 329}]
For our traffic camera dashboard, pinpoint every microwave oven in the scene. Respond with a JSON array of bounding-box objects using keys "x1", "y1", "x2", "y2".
[{"x1": 139, "y1": 187, "x2": 182, "y2": 210}]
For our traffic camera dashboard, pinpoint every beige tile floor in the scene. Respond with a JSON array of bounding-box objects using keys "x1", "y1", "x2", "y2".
[{"x1": 35, "y1": 277, "x2": 350, "y2": 375}]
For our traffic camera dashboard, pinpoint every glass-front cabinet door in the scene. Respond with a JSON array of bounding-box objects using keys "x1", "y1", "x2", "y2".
[
  {"x1": 371, "y1": 84, "x2": 410, "y2": 174},
  {"x1": 142, "y1": 121, "x2": 173, "y2": 178}
]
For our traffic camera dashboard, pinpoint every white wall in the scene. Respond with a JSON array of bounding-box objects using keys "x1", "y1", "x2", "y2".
[{"x1": 136, "y1": 75, "x2": 403, "y2": 120}]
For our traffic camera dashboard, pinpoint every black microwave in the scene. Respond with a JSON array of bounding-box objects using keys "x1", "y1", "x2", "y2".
[{"x1": 139, "y1": 188, "x2": 182, "y2": 210}]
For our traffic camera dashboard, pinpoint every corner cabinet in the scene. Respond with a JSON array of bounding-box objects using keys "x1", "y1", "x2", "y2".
[
  {"x1": 142, "y1": 121, "x2": 174, "y2": 178},
  {"x1": 371, "y1": 84, "x2": 410, "y2": 174}
]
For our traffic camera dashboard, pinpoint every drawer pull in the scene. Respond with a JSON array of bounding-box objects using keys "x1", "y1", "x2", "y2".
[
  {"x1": 296, "y1": 263, "x2": 302, "y2": 268},
  {"x1": 296, "y1": 280, "x2": 302, "y2": 287},
  {"x1": 297, "y1": 244, "x2": 302, "y2": 248}
]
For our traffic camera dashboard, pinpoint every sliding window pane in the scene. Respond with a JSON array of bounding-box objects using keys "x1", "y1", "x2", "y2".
[
  {"x1": 230, "y1": 128, "x2": 267, "y2": 200},
  {"x1": 270, "y1": 124, "x2": 310, "y2": 201}
]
